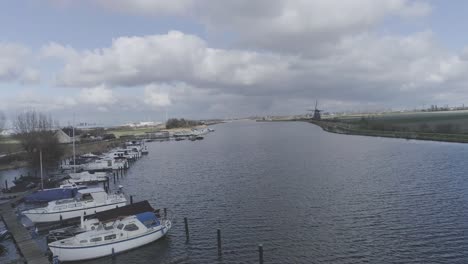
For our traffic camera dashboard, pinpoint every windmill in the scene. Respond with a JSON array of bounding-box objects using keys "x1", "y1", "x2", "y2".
[{"x1": 307, "y1": 100, "x2": 322, "y2": 120}]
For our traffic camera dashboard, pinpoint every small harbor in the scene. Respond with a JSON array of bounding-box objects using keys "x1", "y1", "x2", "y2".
[{"x1": 1, "y1": 121, "x2": 468, "y2": 263}]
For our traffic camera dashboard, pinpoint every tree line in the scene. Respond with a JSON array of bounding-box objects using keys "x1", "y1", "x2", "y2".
[{"x1": 166, "y1": 118, "x2": 202, "y2": 129}]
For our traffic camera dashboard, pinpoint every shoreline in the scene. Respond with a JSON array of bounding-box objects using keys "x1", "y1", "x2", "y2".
[
  {"x1": 310, "y1": 120, "x2": 468, "y2": 144},
  {"x1": 258, "y1": 118, "x2": 468, "y2": 144}
]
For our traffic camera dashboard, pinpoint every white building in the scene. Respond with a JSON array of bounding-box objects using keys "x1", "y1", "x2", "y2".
[{"x1": 55, "y1": 129, "x2": 80, "y2": 144}]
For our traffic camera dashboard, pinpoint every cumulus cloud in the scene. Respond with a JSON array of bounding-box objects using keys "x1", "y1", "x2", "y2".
[
  {"x1": 31, "y1": 0, "x2": 468, "y2": 116},
  {"x1": 96, "y1": 0, "x2": 194, "y2": 15},
  {"x1": 86, "y1": 0, "x2": 431, "y2": 55},
  {"x1": 48, "y1": 31, "x2": 295, "y2": 91},
  {"x1": 0, "y1": 42, "x2": 40, "y2": 84},
  {"x1": 79, "y1": 85, "x2": 117, "y2": 105},
  {"x1": 143, "y1": 83, "x2": 172, "y2": 108}
]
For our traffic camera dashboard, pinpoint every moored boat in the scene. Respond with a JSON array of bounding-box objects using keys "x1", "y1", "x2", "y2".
[
  {"x1": 22, "y1": 188, "x2": 127, "y2": 223},
  {"x1": 48, "y1": 210, "x2": 171, "y2": 261},
  {"x1": 67, "y1": 171, "x2": 108, "y2": 184},
  {"x1": 25, "y1": 183, "x2": 86, "y2": 203}
]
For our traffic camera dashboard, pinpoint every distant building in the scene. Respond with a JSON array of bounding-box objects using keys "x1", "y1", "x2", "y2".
[
  {"x1": 123, "y1": 121, "x2": 162, "y2": 128},
  {"x1": 54, "y1": 129, "x2": 80, "y2": 144}
]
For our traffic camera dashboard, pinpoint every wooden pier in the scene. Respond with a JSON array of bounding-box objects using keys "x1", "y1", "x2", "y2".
[{"x1": 0, "y1": 194, "x2": 49, "y2": 264}]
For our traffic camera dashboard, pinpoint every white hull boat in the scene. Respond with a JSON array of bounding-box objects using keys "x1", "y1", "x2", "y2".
[
  {"x1": 49, "y1": 211, "x2": 171, "y2": 261},
  {"x1": 68, "y1": 171, "x2": 108, "y2": 184},
  {"x1": 83, "y1": 159, "x2": 128, "y2": 171},
  {"x1": 23, "y1": 188, "x2": 127, "y2": 223}
]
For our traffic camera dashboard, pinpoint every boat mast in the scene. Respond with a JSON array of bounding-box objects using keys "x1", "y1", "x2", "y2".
[
  {"x1": 73, "y1": 114, "x2": 76, "y2": 173},
  {"x1": 39, "y1": 149, "x2": 43, "y2": 190}
]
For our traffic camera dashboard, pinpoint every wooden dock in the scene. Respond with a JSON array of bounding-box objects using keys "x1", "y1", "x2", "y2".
[{"x1": 0, "y1": 194, "x2": 49, "y2": 264}]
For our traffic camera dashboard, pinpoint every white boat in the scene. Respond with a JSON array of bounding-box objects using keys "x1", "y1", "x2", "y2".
[
  {"x1": 22, "y1": 188, "x2": 127, "y2": 223},
  {"x1": 68, "y1": 171, "x2": 108, "y2": 184},
  {"x1": 48, "y1": 211, "x2": 171, "y2": 261},
  {"x1": 107, "y1": 149, "x2": 138, "y2": 161},
  {"x1": 82, "y1": 158, "x2": 128, "y2": 171}
]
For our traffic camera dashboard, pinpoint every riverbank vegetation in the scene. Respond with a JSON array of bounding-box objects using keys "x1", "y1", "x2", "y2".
[
  {"x1": 13, "y1": 110, "x2": 63, "y2": 167},
  {"x1": 166, "y1": 118, "x2": 202, "y2": 129},
  {"x1": 312, "y1": 110, "x2": 468, "y2": 143}
]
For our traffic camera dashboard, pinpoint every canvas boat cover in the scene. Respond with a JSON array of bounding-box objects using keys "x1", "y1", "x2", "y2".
[
  {"x1": 25, "y1": 188, "x2": 78, "y2": 202},
  {"x1": 85, "y1": 200, "x2": 155, "y2": 222},
  {"x1": 136, "y1": 211, "x2": 160, "y2": 227}
]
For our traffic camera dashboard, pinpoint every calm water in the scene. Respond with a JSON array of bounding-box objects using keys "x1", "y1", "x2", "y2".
[{"x1": 7, "y1": 121, "x2": 468, "y2": 263}]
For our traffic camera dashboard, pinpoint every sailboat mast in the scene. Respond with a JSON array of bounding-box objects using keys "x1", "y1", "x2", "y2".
[{"x1": 73, "y1": 114, "x2": 76, "y2": 173}]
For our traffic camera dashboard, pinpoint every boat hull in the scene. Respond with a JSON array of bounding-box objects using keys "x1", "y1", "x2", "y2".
[
  {"x1": 23, "y1": 202, "x2": 126, "y2": 223},
  {"x1": 50, "y1": 222, "x2": 170, "y2": 261}
]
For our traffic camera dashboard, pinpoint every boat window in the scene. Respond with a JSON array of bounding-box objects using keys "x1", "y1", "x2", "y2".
[
  {"x1": 53, "y1": 206, "x2": 67, "y2": 211},
  {"x1": 117, "y1": 223, "x2": 124, "y2": 230},
  {"x1": 104, "y1": 234, "x2": 117, "y2": 240},
  {"x1": 76, "y1": 203, "x2": 82, "y2": 207},
  {"x1": 81, "y1": 193, "x2": 93, "y2": 201},
  {"x1": 79, "y1": 240, "x2": 88, "y2": 243},
  {"x1": 123, "y1": 223, "x2": 139, "y2": 231},
  {"x1": 107, "y1": 160, "x2": 112, "y2": 166},
  {"x1": 90, "y1": 237, "x2": 102, "y2": 242},
  {"x1": 68, "y1": 204, "x2": 77, "y2": 208}
]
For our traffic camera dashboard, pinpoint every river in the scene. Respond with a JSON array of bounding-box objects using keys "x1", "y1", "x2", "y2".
[{"x1": 4, "y1": 120, "x2": 468, "y2": 263}]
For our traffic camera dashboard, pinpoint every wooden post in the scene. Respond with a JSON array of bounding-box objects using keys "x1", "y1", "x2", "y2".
[
  {"x1": 4, "y1": 180, "x2": 8, "y2": 191},
  {"x1": 258, "y1": 244, "x2": 264, "y2": 264},
  {"x1": 164, "y1": 208, "x2": 167, "y2": 218},
  {"x1": 112, "y1": 248, "x2": 115, "y2": 259},
  {"x1": 217, "y1": 229, "x2": 222, "y2": 256},
  {"x1": 113, "y1": 174, "x2": 116, "y2": 184},
  {"x1": 130, "y1": 195, "x2": 133, "y2": 204},
  {"x1": 184, "y1": 217, "x2": 190, "y2": 241},
  {"x1": 60, "y1": 215, "x2": 63, "y2": 226}
]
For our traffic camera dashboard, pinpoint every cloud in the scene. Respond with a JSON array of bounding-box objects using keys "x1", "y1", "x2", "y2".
[
  {"x1": 48, "y1": 31, "x2": 294, "y2": 91},
  {"x1": 85, "y1": 0, "x2": 431, "y2": 55},
  {"x1": 29, "y1": 0, "x2": 468, "y2": 117},
  {"x1": 0, "y1": 42, "x2": 40, "y2": 84},
  {"x1": 96, "y1": 0, "x2": 194, "y2": 15},
  {"x1": 143, "y1": 83, "x2": 172, "y2": 108},
  {"x1": 79, "y1": 85, "x2": 116, "y2": 105}
]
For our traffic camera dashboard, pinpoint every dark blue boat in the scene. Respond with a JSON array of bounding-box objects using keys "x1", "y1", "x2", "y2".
[{"x1": 25, "y1": 184, "x2": 84, "y2": 203}]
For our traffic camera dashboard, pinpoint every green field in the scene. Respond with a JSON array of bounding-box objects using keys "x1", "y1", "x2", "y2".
[
  {"x1": 330, "y1": 110, "x2": 468, "y2": 134},
  {"x1": 106, "y1": 127, "x2": 157, "y2": 138},
  {"x1": 0, "y1": 136, "x2": 22, "y2": 154}
]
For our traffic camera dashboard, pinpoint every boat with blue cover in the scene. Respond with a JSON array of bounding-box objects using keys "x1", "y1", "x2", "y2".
[
  {"x1": 25, "y1": 183, "x2": 86, "y2": 203},
  {"x1": 48, "y1": 209, "x2": 171, "y2": 261}
]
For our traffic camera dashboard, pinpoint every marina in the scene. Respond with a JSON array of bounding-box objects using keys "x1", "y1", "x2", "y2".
[{"x1": 1, "y1": 121, "x2": 468, "y2": 263}]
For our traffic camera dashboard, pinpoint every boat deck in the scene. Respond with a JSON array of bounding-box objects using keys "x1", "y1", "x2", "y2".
[{"x1": 0, "y1": 195, "x2": 49, "y2": 264}]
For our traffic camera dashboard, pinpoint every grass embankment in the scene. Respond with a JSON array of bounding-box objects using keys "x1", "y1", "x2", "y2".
[
  {"x1": 107, "y1": 125, "x2": 208, "y2": 138},
  {"x1": 312, "y1": 110, "x2": 468, "y2": 143}
]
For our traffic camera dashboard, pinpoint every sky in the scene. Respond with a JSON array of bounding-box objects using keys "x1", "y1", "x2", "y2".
[{"x1": 2, "y1": 0, "x2": 468, "y2": 125}]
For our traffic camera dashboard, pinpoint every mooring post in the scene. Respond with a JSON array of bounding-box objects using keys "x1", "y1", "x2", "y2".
[
  {"x1": 217, "y1": 229, "x2": 222, "y2": 256},
  {"x1": 112, "y1": 248, "x2": 115, "y2": 259},
  {"x1": 184, "y1": 217, "x2": 190, "y2": 241},
  {"x1": 164, "y1": 208, "x2": 167, "y2": 218},
  {"x1": 113, "y1": 174, "x2": 116, "y2": 184},
  {"x1": 258, "y1": 244, "x2": 264, "y2": 264},
  {"x1": 4, "y1": 180, "x2": 8, "y2": 191},
  {"x1": 130, "y1": 195, "x2": 133, "y2": 204},
  {"x1": 60, "y1": 214, "x2": 63, "y2": 226}
]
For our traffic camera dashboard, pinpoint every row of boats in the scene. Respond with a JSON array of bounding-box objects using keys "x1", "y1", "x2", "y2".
[{"x1": 19, "y1": 140, "x2": 172, "y2": 262}]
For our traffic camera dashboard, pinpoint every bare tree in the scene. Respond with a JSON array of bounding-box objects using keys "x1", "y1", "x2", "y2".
[
  {"x1": 13, "y1": 110, "x2": 63, "y2": 167},
  {"x1": 0, "y1": 111, "x2": 5, "y2": 134}
]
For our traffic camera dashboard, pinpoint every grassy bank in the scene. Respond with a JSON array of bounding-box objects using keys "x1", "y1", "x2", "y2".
[{"x1": 308, "y1": 110, "x2": 468, "y2": 143}]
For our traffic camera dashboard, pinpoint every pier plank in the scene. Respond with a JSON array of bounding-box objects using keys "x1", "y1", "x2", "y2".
[{"x1": 0, "y1": 195, "x2": 49, "y2": 264}]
